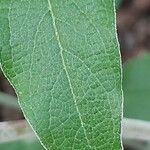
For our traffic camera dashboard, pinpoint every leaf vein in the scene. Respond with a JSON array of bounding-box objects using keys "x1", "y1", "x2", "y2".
[{"x1": 47, "y1": 0, "x2": 91, "y2": 148}]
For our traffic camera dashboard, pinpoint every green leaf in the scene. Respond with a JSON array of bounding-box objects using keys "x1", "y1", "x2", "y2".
[
  {"x1": 0, "y1": 0, "x2": 122, "y2": 149},
  {"x1": 115, "y1": 0, "x2": 122, "y2": 9},
  {"x1": 0, "y1": 91, "x2": 19, "y2": 109},
  {"x1": 123, "y1": 53, "x2": 150, "y2": 121},
  {"x1": 0, "y1": 140, "x2": 44, "y2": 150}
]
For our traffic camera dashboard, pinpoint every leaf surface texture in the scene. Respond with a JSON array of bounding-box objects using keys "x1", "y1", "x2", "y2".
[{"x1": 0, "y1": 0, "x2": 122, "y2": 149}]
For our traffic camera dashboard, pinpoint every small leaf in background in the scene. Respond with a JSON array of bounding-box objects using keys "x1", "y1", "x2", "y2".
[
  {"x1": 115, "y1": 0, "x2": 122, "y2": 9},
  {"x1": 0, "y1": 0, "x2": 122, "y2": 149},
  {"x1": 0, "y1": 140, "x2": 44, "y2": 150},
  {"x1": 123, "y1": 53, "x2": 150, "y2": 121},
  {"x1": 0, "y1": 91, "x2": 19, "y2": 109}
]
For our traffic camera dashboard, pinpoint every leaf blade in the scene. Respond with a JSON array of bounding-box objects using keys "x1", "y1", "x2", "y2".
[
  {"x1": 0, "y1": 0, "x2": 122, "y2": 149},
  {"x1": 123, "y1": 53, "x2": 150, "y2": 121}
]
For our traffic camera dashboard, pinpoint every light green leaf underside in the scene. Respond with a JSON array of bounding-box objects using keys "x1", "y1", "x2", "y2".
[{"x1": 0, "y1": 0, "x2": 122, "y2": 149}]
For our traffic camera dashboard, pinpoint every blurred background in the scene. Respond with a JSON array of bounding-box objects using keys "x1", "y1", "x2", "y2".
[{"x1": 0, "y1": 0, "x2": 150, "y2": 149}]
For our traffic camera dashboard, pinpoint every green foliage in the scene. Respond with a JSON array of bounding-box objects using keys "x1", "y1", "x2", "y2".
[
  {"x1": 115, "y1": 0, "x2": 122, "y2": 9},
  {"x1": 123, "y1": 53, "x2": 150, "y2": 121},
  {"x1": 0, "y1": 91, "x2": 19, "y2": 109},
  {"x1": 0, "y1": 0, "x2": 122, "y2": 149},
  {"x1": 0, "y1": 139, "x2": 44, "y2": 150}
]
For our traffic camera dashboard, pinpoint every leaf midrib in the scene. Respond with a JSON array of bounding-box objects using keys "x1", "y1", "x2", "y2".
[{"x1": 47, "y1": 0, "x2": 91, "y2": 148}]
